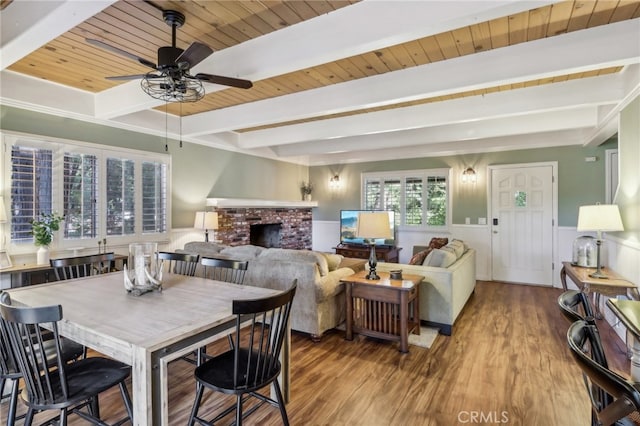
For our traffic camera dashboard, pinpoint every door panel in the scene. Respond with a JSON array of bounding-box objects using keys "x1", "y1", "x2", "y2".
[{"x1": 491, "y1": 166, "x2": 553, "y2": 285}]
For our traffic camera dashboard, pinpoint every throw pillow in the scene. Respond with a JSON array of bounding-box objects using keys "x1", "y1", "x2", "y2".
[
  {"x1": 409, "y1": 248, "x2": 431, "y2": 265},
  {"x1": 428, "y1": 237, "x2": 449, "y2": 249},
  {"x1": 324, "y1": 253, "x2": 344, "y2": 271},
  {"x1": 446, "y1": 240, "x2": 465, "y2": 258},
  {"x1": 423, "y1": 248, "x2": 457, "y2": 268}
]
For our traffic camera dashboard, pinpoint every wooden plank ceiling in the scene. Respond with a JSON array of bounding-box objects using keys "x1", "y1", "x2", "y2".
[
  {"x1": 5, "y1": 0, "x2": 640, "y2": 165},
  {"x1": 7, "y1": 0, "x2": 638, "y2": 131}
]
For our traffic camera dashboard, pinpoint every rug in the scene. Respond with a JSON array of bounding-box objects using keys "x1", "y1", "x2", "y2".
[
  {"x1": 336, "y1": 323, "x2": 440, "y2": 349},
  {"x1": 408, "y1": 326, "x2": 440, "y2": 349}
]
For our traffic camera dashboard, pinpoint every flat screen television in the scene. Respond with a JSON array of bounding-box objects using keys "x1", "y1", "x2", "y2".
[{"x1": 339, "y1": 210, "x2": 395, "y2": 247}]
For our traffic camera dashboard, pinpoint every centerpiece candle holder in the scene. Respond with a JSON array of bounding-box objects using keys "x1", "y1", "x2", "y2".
[{"x1": 124, "y1": 242, "x2": 163, "y2": 296}]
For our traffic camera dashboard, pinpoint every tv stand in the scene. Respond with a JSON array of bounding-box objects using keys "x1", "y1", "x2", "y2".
[{"x1": 335, "y1": 244, "x2": 401, "y2": 263}]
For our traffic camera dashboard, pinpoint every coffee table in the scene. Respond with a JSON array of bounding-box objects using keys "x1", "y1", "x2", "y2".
[{"x1": 341, "y1": 270, "x2": 421, "y2": 353}]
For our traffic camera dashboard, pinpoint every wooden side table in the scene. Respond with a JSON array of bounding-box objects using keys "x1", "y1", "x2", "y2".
[
  {"x1": 341, "y1": 270, "x2": 421, "y2": 353},
  {"x1": 560, "y1": 261, "x2": 639, "y2": 318}
]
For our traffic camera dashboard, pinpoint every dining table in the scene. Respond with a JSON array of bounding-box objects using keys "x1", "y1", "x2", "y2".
[
  {"x1": 4, "y1": 271, "x2": 288, "y2": 426},
  {"x1": 606, "y1": 298, "x2": 640, "y2": 382}
]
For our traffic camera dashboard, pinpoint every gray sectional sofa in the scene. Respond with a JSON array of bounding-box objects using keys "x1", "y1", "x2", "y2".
[
  {"x1": 375, "y1": 242, "x2": 476, "y2": 335},
  {"x1": 181, "y1": 242, "x2": 358, "y2": 340}
]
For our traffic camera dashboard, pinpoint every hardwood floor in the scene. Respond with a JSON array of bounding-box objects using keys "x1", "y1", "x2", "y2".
[{"x1": 1, "y1": 280, "x2": 630, "y2": 425}]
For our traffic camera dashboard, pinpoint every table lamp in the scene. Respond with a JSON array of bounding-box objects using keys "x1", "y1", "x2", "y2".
[
  {"x1": 576, "y1": 204, "x2": 624, "y2": 279},
  {"x1": 356, "y1": 211, "x2": 392, "y2": 280},
  {"x1": 194, "y1": 211, "x2": 219, "y2": 242}
]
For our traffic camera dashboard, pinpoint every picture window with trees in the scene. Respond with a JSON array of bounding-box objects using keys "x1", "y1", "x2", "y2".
[{"x1": 362, "y1": 168, "x2": 450, "y2": 230}]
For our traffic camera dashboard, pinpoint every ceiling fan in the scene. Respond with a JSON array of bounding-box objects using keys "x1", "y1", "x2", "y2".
[{"x1": 86, "y1": 4, "x2": 252, "y2": 103}]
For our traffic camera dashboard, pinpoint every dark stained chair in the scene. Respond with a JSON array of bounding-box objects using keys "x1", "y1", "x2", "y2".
[
  {"x1": 50, "y1": 252, "x2": 116, "y2": 281},
  {"x1": 0, "y1": 292, "x2": 85, "y2": 426},
  {"x1": 158, "y1": 251, "x2": 199, "y2": 276},
  {"x1": 558, "y1": 290, "x2": 596, "y2": 324},
  {"x1": 188, "y1": 282, "x2": 297, "y2": 426},
  {"x1": 567, "y1": 320, "x2": 640, "y2": 426},
  {"x1": 0, "y1": 293, "x2": 133, "y2": 426},
  {"x1": 200, "y1": 257, "x2": 248, "y2": 284}
]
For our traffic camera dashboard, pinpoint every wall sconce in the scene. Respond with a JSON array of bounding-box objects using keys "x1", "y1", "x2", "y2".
[
  {"x1": 329, "y1": 174, "x2": 341, "y2": 190},
  {"x1": 461, "y1": 167, "x2": 477, "y2": 184}
]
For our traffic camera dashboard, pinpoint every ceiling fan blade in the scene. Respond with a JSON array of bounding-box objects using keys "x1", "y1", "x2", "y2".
[
  {"x1": 86, "y1": 38, "x2": 157, "y2": 70},
  {"x1": 195, "y1": 73, "x2": 253, "y2": 89},
  {"x1": 176, "y1": 42, "x2": 213, "y2": 68},
  {"x1": 106, "y1": 74, "x2": 161, "y2": 81}
]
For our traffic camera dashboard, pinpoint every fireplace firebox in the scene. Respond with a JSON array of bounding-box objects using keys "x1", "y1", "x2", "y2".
[{"x1": 250, "y1": 223, "x2": 282, "y2": 248}]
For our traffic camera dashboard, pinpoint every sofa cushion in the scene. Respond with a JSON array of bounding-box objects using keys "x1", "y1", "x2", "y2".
[
  {"x1": 409, "y1": 248, "x2": 431, "y2": 265},
  {"x1": 258, "y1": 249, "x2": 330, "y2": 276},
  {"x1": 183, "y1": 241, "x2": 228, "y2": 257},
  {"x1": 323, "y1": 253, "x2": 344, "y2": 271},
  {"x1": 453, "y1": 238, "x2": 469, "y2": 252},
  {"x1": 219, "y1": 245, "x2": 265, "y2": 260},
  {"x1": 423, "y1": 247, "x2": 457, "y2": 268},
  {"x1": 428, "y1": 237, "x2": 449, "y2": 249},
  {"x1": 445, "y1": 240, "x2": 465, "y2": 258}
]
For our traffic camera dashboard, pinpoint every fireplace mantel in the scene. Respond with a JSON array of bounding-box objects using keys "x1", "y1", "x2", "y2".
[{"x1": 206, "y1": 198, "x2": 318, "y2": 208}]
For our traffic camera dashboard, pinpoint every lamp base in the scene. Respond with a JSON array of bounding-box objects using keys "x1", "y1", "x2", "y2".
[
  {"x1": 366, "y1": 243, "x2": 380, "y2": 280},
  {"x1": 589, "y1": 269, "x2": 608, "y2": 279},
  {"x1": 365, "y1": 270, "x2": 380, "y2": 280}
]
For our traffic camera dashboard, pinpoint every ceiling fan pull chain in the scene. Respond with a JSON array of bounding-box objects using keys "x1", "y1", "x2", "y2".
[{"x1": 180, "y1": 103, "x2": 183, "y2": 148}]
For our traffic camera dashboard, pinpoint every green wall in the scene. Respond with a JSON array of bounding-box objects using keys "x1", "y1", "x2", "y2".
[
  {"x1": 310, "y1": 141, "x2": 617, "y2": 226},
  {"x1": 0, "y1": 106, "x2": 307, "y2": 228},
  {"x1": 615, "y1": 95, "x2": 640, "y2": 241}
]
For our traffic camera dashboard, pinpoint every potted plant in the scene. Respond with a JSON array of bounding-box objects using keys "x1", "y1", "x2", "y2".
[
  {"x1": 30, "y1": 212, "x2": 64, "y2": 265},
  {"x1": 300, "y1": 181, "x2": 313, "y2": 201}
]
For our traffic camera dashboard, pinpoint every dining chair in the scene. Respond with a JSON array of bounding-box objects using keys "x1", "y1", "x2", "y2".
[
  {"x1": 50, "y1": 252, "x2": 116, "y2": 281},
  {"x1": 158, "y1": 251, "x2": 200, "y2": 276},
  {"x1": 0, "y1": 292, "x2": 86, "y2": 426},
  {"x1": 0, "y1": 293, "x2": 133, "y2": 426},
  {"x1": 567, "y1": 320, "x2": 640, "y2": 426},
  {"x1": 200, "y1": 256, "x2": 249, "y2": 284},
  {"x1": 558, "y1": 290, "x2": 596, "y2": 324},
  {"x1": 188, "y1": 282, "x2": 297, "y2": 426}
]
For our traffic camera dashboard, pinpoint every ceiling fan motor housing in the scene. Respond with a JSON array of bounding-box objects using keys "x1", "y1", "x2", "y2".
[{"x1": 158, "y1": 46, "x2": 184, "y2": 69}]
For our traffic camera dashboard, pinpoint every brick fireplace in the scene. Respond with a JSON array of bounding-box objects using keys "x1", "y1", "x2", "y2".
[{"x1": 211, "y1": 202, "x2": 314, "y2": 249}]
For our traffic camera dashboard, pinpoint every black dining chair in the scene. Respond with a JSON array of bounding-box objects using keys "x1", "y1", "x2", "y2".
[
  {"x1": 200, "y1": 257, "x2": 249, "y2": 284},
  {"x1": 50, "y1": 252, "x2": 116, "y2": 281},
  {"x1": 567, "y1": 320, "x2": 640, "y2": 426},
  {"x1": 191, "y1": 256, "x2": 250, "y2": 364},
  {"x1": 558, "y1": 290, "x2": 596, "y2": 324},
  {"x1": 0, "y1": 293, "x2": 133, "y2": 426},
  {"x1": 188, "y1": 282, "x2": 297, "y2": 426},
  {"x1": 158, "y1": 251, "x2": 200, "y2": 276},
  {"x1": 0, "y1": 292, "x2": 85, "y2": 426}
]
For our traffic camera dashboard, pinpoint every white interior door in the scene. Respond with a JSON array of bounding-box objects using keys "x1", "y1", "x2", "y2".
[{"x1": 491, "y1": 165, "x2": 554, "y2": 285}]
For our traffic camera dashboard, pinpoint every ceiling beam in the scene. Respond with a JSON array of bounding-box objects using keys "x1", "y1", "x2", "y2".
[
  {"x1": 0, "y1": 0, "x2": 116, "y2": 69},
  {"x1": 92, "y1": 0, "x2": 557, "y2": 119},
  {"x1": 184, "y1": 18, "x2": 640, "y2": 137}
]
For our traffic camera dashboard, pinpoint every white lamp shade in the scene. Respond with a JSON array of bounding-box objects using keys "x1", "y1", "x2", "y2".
[
  {"x1": 194, "y1": 211, "x2": 219, "y2": 230},
  {"x1": 356, "y1": 211, "x2": 392, "y2": 239},
  {"x1": 577, "y1": 204, "x2": 624, "y2": 232},
  {"x1": 0, "y1": 196, "x2": 6, "y2": 223}
]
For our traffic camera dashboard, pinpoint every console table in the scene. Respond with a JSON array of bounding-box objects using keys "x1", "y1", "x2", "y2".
[
  {"x1": 560, "y1": 261, "x2": 639, "y2": 318},
  {"x1": 341, "y1": 270, "x2": 421, "y2": 353},
  {"x1": 2, "y1": 254, "x2": 127, "y2": 288},
  {"x1": 334, "y1": 244, "x2": 401, "y2": 263}
]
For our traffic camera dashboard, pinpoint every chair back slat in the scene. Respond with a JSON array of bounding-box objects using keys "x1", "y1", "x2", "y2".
[
  {"x1": 567, "y1": 320, "x2": 640, "y2": 424},
  {"x1": 232, "y1": 281, "x2": 296, "y2": 390},
  {"x1": 201, "y1": 257, "x2": 248, "y2": 284},
  {"x1": 50, "y1": 252, "x2": 116, "y2": 281},
  {"x1": 158, "y1": 252, "x2": 199, "y2": 276},
  {"x1": 0, "y1": 300, "x2": 68, "y2": 406}
]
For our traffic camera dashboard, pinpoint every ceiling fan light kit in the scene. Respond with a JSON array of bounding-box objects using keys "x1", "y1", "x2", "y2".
[{"x1": 86, "y1": 6, "x2": 252, "y2": 103}]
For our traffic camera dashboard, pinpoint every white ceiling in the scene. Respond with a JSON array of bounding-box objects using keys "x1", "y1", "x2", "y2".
[{"x1": 1, "y1": 1, "x2": 639, "y2": 166}]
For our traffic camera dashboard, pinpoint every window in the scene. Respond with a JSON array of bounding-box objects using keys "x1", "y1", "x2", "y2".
[
  {"x1": 2, "y1": 132, "x2": 171, "y2": 253},
  {"x1": 362, "y1": 169, "x2": 450, "y2": 229}
]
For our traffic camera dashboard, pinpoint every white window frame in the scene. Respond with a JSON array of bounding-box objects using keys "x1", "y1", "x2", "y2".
[
  {"x1": 1, "y1": 131, "x2": 171, "y2": 255},
  {"x1": 361, "y1": 168, "x2": 451, "y2": 232}
]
